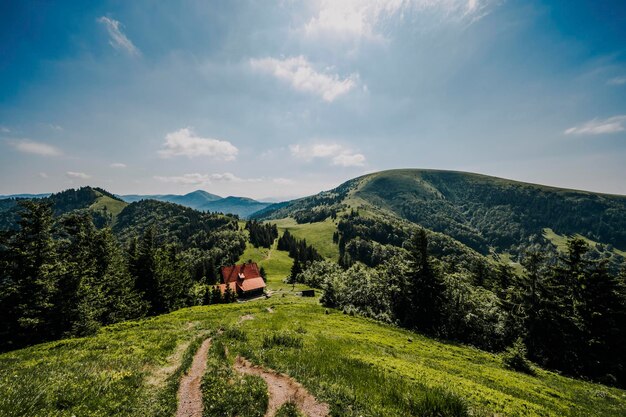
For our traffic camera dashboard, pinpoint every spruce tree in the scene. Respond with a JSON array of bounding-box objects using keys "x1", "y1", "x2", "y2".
[
  {"x1": 0, "y1": 201, "x2": 58, "y2": 348},
  {"x1": 405, "y1": 230, "x2": 446, "y2": 333}
]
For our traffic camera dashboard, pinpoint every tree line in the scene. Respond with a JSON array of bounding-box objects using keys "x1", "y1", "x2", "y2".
[
  {"x1": 297, "y1": 230, "x2": 626, "y2": 387},
  {"x1": 0, "y1": 200, "x2": 245, "y2": 351},
  {"x1": 245, "y1": 220, "x2": 278, "y2": 248},
  {"x1": 276, "y1": 230, "x2": 322, "y2": 281}
]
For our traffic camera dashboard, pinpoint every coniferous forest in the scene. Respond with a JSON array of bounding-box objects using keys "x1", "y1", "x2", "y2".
[{"x1": 0, "y1": 198, "x2": 246, "y2": 351}]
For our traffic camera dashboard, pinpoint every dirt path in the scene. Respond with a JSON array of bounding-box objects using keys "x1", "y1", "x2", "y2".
[
  {"x1": 234, "y1": 356, "x2": 329, "y2": 417},
  {"x1": 176, "y1": 338, "x2": 211, "y2": 417}
]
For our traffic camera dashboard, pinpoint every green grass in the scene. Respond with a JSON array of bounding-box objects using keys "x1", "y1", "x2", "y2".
[
  {"x1": 89, "y1": 195, "x2": 128, "y2": 220},
  {"x1": 237, "y1": 241, "x2": 296, "y2": 291},
  {"x1": 201, "y1": 339, "x2": 268, "y2": 417},
  {"x1": 487, "y1": 252, "x2": 524, "y2": 275},
  {"x1": 1, "y1": 297, "x2": 625, "y2": 416},
  {"x1": 271, "y1": 218, "x2": 339, "y2": 260},
  {"x1": 543, "y1": 228, "x2": 626, "y2": 257}
]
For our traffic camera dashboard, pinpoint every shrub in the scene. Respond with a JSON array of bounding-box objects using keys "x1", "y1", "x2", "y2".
[{"x1": 502, "y1": 338, "x2": 535, "y2": 375}]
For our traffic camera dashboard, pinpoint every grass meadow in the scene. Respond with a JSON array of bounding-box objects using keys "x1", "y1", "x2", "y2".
[{"x1": 1, "y1": 295, "x2": 625, "y2": 416}]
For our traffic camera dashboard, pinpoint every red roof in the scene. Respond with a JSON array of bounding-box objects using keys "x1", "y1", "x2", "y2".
[
  {"x1": 221, "y1": 262, "x2": 262, "y2": 283},
  {"x1": 238, "y1": 277, "x2": 266, "y2": 292},
  {"x1": 216, "y1": 282, "x2": 237, "y2": 294},
  {"x1": 219, "y1": 262, "x2": 266, "y2": 294}
]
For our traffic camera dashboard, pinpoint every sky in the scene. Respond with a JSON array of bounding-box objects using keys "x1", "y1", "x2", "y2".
[{"x1": 1, "y1": 0, "x2": 626, "y2": 200}]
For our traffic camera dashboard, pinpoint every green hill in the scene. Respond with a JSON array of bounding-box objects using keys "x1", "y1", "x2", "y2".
[
  {"x1": 256, "y1": 169, "x2": 626, "y2": 260},
  {"x1": 1, "y1": 295, "x2": 624, "y2": 417},
  {"x1": 0, "y1": 186, "x2": 128, "y2": 229}
]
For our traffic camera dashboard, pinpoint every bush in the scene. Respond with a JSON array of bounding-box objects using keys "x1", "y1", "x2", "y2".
[{"x1": 502, "y1": 338, "x2": 535, "y2": 375}]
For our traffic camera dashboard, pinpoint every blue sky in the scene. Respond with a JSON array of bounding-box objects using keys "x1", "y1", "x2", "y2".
[{"x1": 1, "y1": 0, "x2": 626, "y2": 199}]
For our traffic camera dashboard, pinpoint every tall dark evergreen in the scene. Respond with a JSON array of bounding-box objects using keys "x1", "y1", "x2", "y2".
[
  {"x1": 54, "y1": 212, "x2": 100, "y2": 336},
  {"x1": 132, "y1": 226, "x2": 159, "y2": 314},
  {"x1": 0, "y1": 201, "x2": 58, "y2": 349},
  {"x1": 405, "y1": 230, "x2": 446, "y2": 333}
]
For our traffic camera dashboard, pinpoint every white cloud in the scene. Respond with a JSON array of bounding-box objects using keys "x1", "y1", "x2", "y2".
[
  {"x1": 290, "y1": 143, "x2": 366, "y2": 167},
  {"x1": 303, "y1": 0, "x2": 496, "y2": 40},
  {"x1": 564, "y1": 115, "x2": 626, "y2": 136},
  {"x1": 1, "y1": 126, "x2": 10, "y2": 133},
  {"x1": 607, "y1": 76, "x2": 626, "y2": 86},
  {"x1": 39, "y1": 172, "x2": 49, "y2": 179},
  {"x1": 273, "y1": 177, "x2": 296, "y2": 185},
  {"x1": 110, "y1": 162, "x2": 127, "y2": 168},
  {"x1": 250, "y1": 56, "x2": 358, "y2": 102},
  {"x1": 154, "y1": 173, "x2": 262, "y2": 186},
  {"x1": 97, "y1": 16, "x2": 140, "y2": 56},
  {"x1": 8, "y1": 139, "x2": 62, "y2": 156},
  {"x1": 158, "y1": 128, "x2": 239, "y2": 160},
  {"x1": 66, "y1": 171, "x2": 91, "y2": 179},
  {"x1": 332, "y1": 152, "x2": 367, "y2": 167}
]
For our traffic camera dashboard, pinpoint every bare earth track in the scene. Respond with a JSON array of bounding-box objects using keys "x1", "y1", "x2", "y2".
[
  {"x1": 176, "y1": 338, "x2": 211, "y2": 417},
  {"x1": 234, "y1": 356, "x2": 330, "y2": 417}
]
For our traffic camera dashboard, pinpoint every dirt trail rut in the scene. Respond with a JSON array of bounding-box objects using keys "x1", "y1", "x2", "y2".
[
  {"x1": 234, "y1": 356, "x2": 329, "y2": 417},
  {"x1": 176, "y1": 338, "x2": 211, "y2": 417}
]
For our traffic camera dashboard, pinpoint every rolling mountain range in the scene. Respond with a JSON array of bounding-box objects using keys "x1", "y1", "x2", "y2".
[
  {"x1": 0, "y1": 189, "x2": 272, "y2": 219},
  {"x1": 119, "y1": 190, "x2": 271, "y2": 218},
  {"x1": 3, "y1": 170, "x2": 626, "y2": 258}
]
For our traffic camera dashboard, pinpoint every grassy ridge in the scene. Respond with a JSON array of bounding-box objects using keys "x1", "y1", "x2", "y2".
[{"x1": 1, "y1": 297, "x2": 625, "y2": 416}]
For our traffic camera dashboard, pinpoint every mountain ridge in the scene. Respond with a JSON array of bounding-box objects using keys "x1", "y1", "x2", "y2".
[{"x1": 255, "y1": 168, "x2": 626, "y2": 255}]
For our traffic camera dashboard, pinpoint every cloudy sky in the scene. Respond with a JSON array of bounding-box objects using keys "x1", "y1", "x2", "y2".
[{"x1": 1, "y1": 0, "x2": 626, "y2": 199}]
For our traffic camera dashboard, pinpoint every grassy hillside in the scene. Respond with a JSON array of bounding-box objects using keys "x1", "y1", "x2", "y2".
[
  {"x1": 89, "y1": 193, "x2": 128, "y2": 219},
  {"x1": 272, "y1": 218, "x2": 340, "y2": 260},
  {"x1": 237, "y1": 241, "x2": 294, "y2": 290},
  {"x1": 1, "y1": 296, "x2": 625, "y2": 416},
  {"x1": 543, "y1": 227, "x2": 626, "y2": 258}
]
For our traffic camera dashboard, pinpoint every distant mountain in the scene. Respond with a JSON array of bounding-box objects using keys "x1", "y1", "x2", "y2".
[
  {"x1": 120, "y1": 190, "x2": 222, "y2": 208},
  {"x1": 200, "y1": 196, "x2": 272, "y2": 218},
  {"x1": 119, "y1": 190, "x2": 272, "y2": 218}
]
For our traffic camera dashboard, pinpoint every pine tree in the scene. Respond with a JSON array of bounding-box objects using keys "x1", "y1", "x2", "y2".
[
  {"x1": 405, "y1": 230, "x2": 446, "y2": 333},
  {"x1": 132, "y1": 227, "x2": 159, "y2": 314},
  {"x1": 290, "y1": 258, "x2": 302, "y2": 283},
  {"x1": 54, "y1": 212, "x2": 100, "y2": 337},
  {"x1": 0, "y1": 201, "x2": 58, "y2": 348}
]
